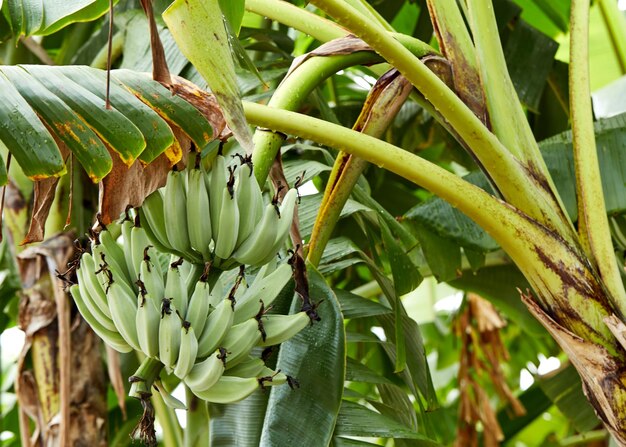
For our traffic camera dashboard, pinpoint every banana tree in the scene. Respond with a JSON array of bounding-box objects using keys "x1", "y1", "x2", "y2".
[{"x1": 1, "y1": 0, "x2": 626, "y2": 445}]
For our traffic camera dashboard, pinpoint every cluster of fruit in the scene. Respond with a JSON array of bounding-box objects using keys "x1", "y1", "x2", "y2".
[
  {"x1": 70, "y1": 156, "x2": 309, "y2": 404},
  {"x1": 138, "y1": 154, "x2": 298, "y2": 269}
]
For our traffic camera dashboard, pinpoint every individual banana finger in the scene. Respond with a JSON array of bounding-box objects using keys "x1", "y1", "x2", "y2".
[
  {"x1": 107, "y1": 282, "x2": 141, "y2": 351},
  {"x1": 136, "y1": 291, "x2": 161, "y2": 358},
  {"x1": 234, "y1": 161, "x2": 262, "y2": 246},
  {"x1": 184, "y1": 349, "x2": 227, "y2": 393},
  {"x1": 173, "y1": 322, "x2": 199, "y2": 379},
  {"x1": 78, "y1": 254, "x2": 113, "y2": 320},
  {"x1": 139, "y1": 190, "x2": 172, "y2": 253},
  {"x1": 257, "y1": 311, "x2": 310, "y2": 347},
  {"x1": 139, "y1": 251, "x2": 165, "y2": 301},
  {"x1": 233, "y1": 263, "x2": 292, "y2": 324},
  {"x1": 159, "y1": 299, "x2": 183, "y2": 369},
  {"x1": 213, "y1": 182, "x2": 240, "y2": 261},
  {"x1": 185, "y1": 279, "x2": 211, "y2": 336},
  {"x1": 209, "y1": 155, "x2": 227, "y2": 241},
  {"x1": 191, "y1": 375, "x2": 260, "y2": 404},
  {"x1": 99, "y1": 229, "x2": 132, "y2": 285},
  {"x1": 196, "y1": 298, "x2": 234, "y2": 358},
  {"x1": 226, "y1": 356, "x2": 265, "y2": 378},
  {"x1": 165, "y1": 260, "x2": 189, "y2": 317},
  {"x1": 186, "y1": 166, "x2": 212, "y2": 260},
  {"x1": 164, "y1": 170, "x2": 194, "y2": 258},
  {"x1": 120, "y1": 216, "x2": 137, "y2": 281},
  {"x1": 153, "y1": 380, "x2": 187, "y2": 410},
  {"x1": 221, "y1": 318, "x2": 261, "y2": 368},
  {"x1": 231, "y1": 202, "x2": 279, "y2": 266},
  {"x1": 70, "y1": 285, "x2": 133, "y2": 353}
]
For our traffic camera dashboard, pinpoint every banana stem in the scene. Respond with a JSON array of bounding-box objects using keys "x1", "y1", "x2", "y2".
[
  {"x1": 243, "y1": 101, "x2": 619, "y2": 348},
  {"x1": 309, "y1": 0, "x2": 577, "y2": 241},
  {"x1": 152, "y1": 391, "x2": 185, "y2": 447},
  {"x1": 129, "y1": 357, "x2": 164, "y2": 399},
  {"x1": 245, "y1": 0, "x2": 347, "y2": 42},
  {"x1": 184, "y1": 386, "x2": 210, "y2": 447},
  {"x1": 569, "y1": 0, "x2": 626, "y2": 317}
]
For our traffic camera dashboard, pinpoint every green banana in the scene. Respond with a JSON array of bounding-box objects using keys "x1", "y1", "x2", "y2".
[
  {"x1": 99, "y1": 229, "x2": 132, "y2": 284},
  {"x1": 231, "y1": 202, "x2": 279, "y2": 266},
  {"x1": 139, "y1": 251, "x2": 165, "y2": 302},
  {"x1": 92, "y1": 242, "x2": 130, "y2": 292},
  {"x1": 226, "y1": 356, "x2": 265, "y2": 378},
  {"x1": 139, "y1": 190, "x2": 172, "y2": 252},
  {"x1": 120, "y1": 217, "x2": 137, "y2": 281},
  {"x1": 185, "y1": 279, "x2": 212, "y2": 336},
  {"x1": 233, "y1": 263, "x2": 293, "y2": 324},
  {"x1": 258, "y1": 311, "x2": 310, "y2": 347},
  {"x1": 70, "y1": 285, "x2": 133, "y2": 353},
  {"x1": 221, "y1": 318, "x2": 261, "y2": 368},
  {"x1": 196, "y1": 298, "x2": 235, "y2": 358},
  {"x1": 191, "y1": 375, "x2": 260, "y2": 404},
  {"x1": 107, "y1": 282, "x2": 141, "y2": 351},
  {"x1": 174, "y1": 322, "x2": 199, "y2": 379},
  {"x1": 186, "y1": 167, "x2": 212, "y2": 260},
  {"x1": 75, "y1": 266, "x2": 117, "y2": 332},
  {"x1": 234, "y1": 162, "x2": 262, "y2": 246},
  {"x1": 153, "y1": 380, "x2": 187, "y2": 410},
  {"x1": 213, "y1": 184, "x2": 240, "y2": 261},
  {"x1": 259, "y1": 188, "x2": 299, "y2": 265},
  {"x1": 130, "y1": 224, "x2": 153, "y2": 275},
  {"x1": 164, "y1": 261, "x2": 189, "y2": 317},
  {"x1": 159, "y1": 299, "x2": 183, "y2": 369},
  {"x1": 209, "y1": 155, "x2": 227, "y2": 241},
  {"x1": 135, "y1": 290, "x2": 161, "y2": 358},
  {"x1": 164, "y1": 170, "x2": 195, "y2": 259},
  {"x1": 184, "y1": 349, "x2": 226, "y2": 393},
  {"x1": 78, "y1": 254, "x2": 113, "y2": 319}
]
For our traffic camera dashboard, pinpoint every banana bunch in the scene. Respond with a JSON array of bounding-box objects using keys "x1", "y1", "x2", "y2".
[
  {"x1": 138, "y1": 154, "x2": 298, "y2": 270},
  {"x1": 71, "y1": 220, "x2": 310, "y2": 404}
]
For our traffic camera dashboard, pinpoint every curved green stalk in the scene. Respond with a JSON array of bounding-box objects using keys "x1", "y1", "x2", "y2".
[
  {"x1": 152, "y1": 391, "x2": 184, "y2": 447},
  {"x1": 243, "y1": 101, "x2": 619, "y2": 349},
  {"x1": 245, "y1": 0, "x2": 347, "y2": 42},
  {"x1": 570, "y1": 0, "x2": 626, "y2": 316},
  {"x1": 184, "y1": 386, "x2": 209, "y2": 447},
  {"x1": 309, "y1": 0, "x2": 577, "y2": 242},
  {"x1": 597, "y1": 0, "x2": 626, "y2": 73},
  {"x1": 251, "y1": 47, "x2": 433, "y2": 185}
]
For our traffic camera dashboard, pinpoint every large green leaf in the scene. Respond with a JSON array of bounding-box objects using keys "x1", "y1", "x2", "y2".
[
  {"x1": 4, "y1": 0, "x2": 111, "y2": 37},
  {"x1": 209, "y1": 391, "x2": 268, "y2": 447},
  {"x1": 538, "y1": 364, "x2": 599, "y2": 432},
  {"x1": 0, "y1": 70, "x2": 65, "y2": 179},
  {"x1": 259, "y1": 263, "x2": 345, "y2": 447},
  {"x1": 112, "y1": 69, "x2": 214, "y2": 149},
  {"x1": 334, "y1": 400, "x2": 440, "y2": 444},
  {"x1": 57, "y1": 66, "x2": 175, "y2": 163},
  {"x1": 24, "y1": 65, "x2": 146, "y2": 165},
  {"x1": 1, "y1": 66, "x2": 112, "y2": 182},
  {"x1": 163, "y1": 0, "x2": 254, "y2": 153}
]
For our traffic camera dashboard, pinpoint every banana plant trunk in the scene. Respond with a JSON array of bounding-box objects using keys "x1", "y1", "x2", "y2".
[{"x1": 4, "y1": 179, "x2": 108, "y2": 446}]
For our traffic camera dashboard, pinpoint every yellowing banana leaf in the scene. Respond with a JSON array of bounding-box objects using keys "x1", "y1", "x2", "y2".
[
  {"x1": 0, "y1": 71, "x2": 65, "y2": 180},
  {"x1": 24, "y1": 65, "x2": 146, "y2": 165},
  {"x1": 1, "y1": 66, "x2": 112, "y2": 182},
  {"x1": 57, "y1": 66, "x2": 175, "y2": 164},
  {"x1": 112, "y1": 69, "x2": 214, "y2": 149},
  {"x1": 163, "y1": 0, "x2": 254, "y2": 153},
  {"x1": 259, "y1": 263, "x2": 345, "y2": 447}
]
